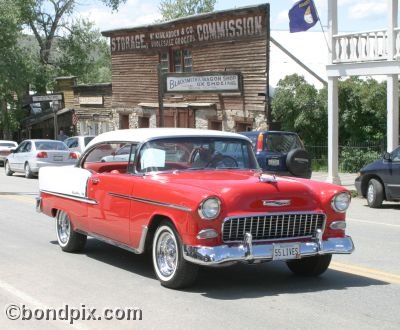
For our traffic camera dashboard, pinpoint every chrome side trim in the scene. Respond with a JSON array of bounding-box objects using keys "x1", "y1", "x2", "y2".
[
  {"x1": 183, "y1": 236, "x2": 355, "y2": 266},
  {"x1": 387, "y1": 184, "x2": 400, "y2": 187},
  {"x1": 108, "y1": 192, "x2": 192, "y2": 212},
  {"x1": 76, "y1": 225, "x2": 148, "y2": 254},
  {"x1": 40, "y1": 190, "x2": 98, "y2": 205}
]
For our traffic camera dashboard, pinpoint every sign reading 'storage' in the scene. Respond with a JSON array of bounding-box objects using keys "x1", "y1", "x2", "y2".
[{"x1": 104, "y1": 6, "x2": 268, "y2": 53}]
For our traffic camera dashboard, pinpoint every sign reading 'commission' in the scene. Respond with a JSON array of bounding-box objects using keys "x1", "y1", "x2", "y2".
[
  {"x1": 164, "y1": 73, "x2": 242, "y2": 94},
  {"x1": 103, "y1": 5, "x2": 268, "y2": 53}
]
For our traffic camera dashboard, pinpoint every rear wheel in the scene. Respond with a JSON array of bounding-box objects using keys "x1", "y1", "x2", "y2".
[
  {"x1": 5, "y1": 161, "x2": 13, "y2": 176},
  {"x1": 56, "y1": 210, "x2": 87, "y2": 252},
  {"x1": 286, "y1": 254, "x2": 332, "y2": 276},
  {"x1": 152, "y1": 221, "x2": 198, "y2": 289},
  {"x1": 24, "y1": 163, "x2": 34, "y2": 179},
  {"x1": 367, "y1": 178, "x2": 384, "y2": 208}
]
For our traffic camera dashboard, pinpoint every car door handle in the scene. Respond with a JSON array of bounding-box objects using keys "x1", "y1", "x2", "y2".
[{"x1": 90, "y1": 177, "x2": 100, "y2": 185}]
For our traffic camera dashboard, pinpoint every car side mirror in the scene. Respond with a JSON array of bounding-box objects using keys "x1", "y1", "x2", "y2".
[
  {"x1": 10, "y1": 148, "x2": 17, "y2": 153},
  {"x1": 383, "y1": 152, "x2": 391, "y2": 161}
]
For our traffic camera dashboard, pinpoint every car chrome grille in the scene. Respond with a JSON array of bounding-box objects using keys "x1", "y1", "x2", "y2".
[{"x1": 222, "y1": 213, "x2": 325, "y2": 243}]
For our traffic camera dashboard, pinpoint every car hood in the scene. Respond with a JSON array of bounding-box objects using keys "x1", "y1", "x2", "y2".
[
  {"x1": 154, "y1": 170, "x2": 339, "y2": 213},
  {"x1": 361, "y1": 158, "x2": 384, "y2": 172}
]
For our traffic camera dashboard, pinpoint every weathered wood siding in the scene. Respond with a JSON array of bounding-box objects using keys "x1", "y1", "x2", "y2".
[
  {"x1": 73, "y1": 84, "x2": 113, "y2": 119},
  {"x1": 111, "y1": 37, "x2": 267, "y2": 112},
  {"x1": 111, "y1": 53, "x2": 159, "y2": 108}
]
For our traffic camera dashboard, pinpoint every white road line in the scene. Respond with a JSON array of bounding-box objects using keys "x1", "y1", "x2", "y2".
[
  {"x1": 0, "y1": 280, "x2": 88, "y2": 330},
  {"x1": 347, "y1": 217, "x2": 400, "y2": 228}
]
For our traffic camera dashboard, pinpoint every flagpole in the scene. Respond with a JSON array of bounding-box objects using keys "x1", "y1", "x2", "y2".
[{"x1": 311, "y1": 0, "x2": 331, "y2": 52}]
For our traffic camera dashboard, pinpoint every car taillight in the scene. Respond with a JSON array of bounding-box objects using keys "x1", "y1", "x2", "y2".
[
  {"x1": 69, "y1": 152, "x2": 78, "y2": 159},
  {"x1": 36, "y1": 151, "x2": 48, "y2": 158},
  {"x1": 256, "y1": 133, "x2": 264, "y2": 153}
]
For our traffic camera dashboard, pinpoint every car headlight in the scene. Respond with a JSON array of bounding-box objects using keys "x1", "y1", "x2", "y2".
[
  {"x1": 331, "y1": 192, "x2": 351, "y2": 213},
  {"x1": 198, "y1": 197, "x2": 221, "y2": 220}
]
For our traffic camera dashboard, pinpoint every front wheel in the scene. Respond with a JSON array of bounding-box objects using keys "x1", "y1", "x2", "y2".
[
  {"x1": 5, "y1": 161, "x2": 13, "y2": 176},
  {"x1": 367, "y1": 178, "x2": 384, "y2": 208},
  {"x1": 286, "y1": 254, "x2": 332, "y2": 276},
  {"x1": 56, "y1": 210, "x2": 87, "y2": 252},
  {"x1": 152, "y1": 221, "x2": 198, "y2": 289}
]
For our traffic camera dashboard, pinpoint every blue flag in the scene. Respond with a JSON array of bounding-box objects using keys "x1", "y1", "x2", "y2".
[{"x1": 289, "y1": 0, "x2": 319, "y2": 33}]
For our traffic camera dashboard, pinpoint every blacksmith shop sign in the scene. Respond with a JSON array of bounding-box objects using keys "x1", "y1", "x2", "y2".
[
  {"x1": 164, "y1": 72, "x2": 242, "y2": 94},
  {"x1": 103, "y1": 4, "x2": 268, "y2": 53}
]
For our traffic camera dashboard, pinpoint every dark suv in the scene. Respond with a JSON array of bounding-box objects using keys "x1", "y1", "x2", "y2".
[{"x1": 239, "y1": 131, "x2": 312, "y2": 178}]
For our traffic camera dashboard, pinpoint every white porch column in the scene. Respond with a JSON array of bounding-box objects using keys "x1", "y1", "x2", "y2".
[
  {"x1": 387, "y1": 75, "x2": 399, "y2": 151},
  {"x1": 326, "y1": 0, "x2": 341, "y2": 184},
  {"x1": 327, "y1": 77, "x2": 341, "y2": 184},
  {"x1": 387, "y1": 0, "x2": 399, "y2": 151}
]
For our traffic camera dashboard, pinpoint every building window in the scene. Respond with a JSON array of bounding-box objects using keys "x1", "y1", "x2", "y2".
[
  {"x1": 209, "y1": 120, "x2": 222, "y2": 131},
  {"x1": 160, "y1": 49, "x2": 192, "y2": 73},
  {"x1": 160, "y1": 52, "x2": 169, "y2": 74},
  {"x1": 138, "y1": 116, "x2": 149, "y2": 128}
]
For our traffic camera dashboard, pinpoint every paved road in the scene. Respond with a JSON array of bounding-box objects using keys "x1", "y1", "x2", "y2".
[{"x1": 0, "y1": 170, "x2": 399, "y2": 329}]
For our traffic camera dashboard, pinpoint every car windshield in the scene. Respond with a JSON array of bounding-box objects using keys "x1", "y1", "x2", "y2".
[
  {"x1": 35, "y1": 141, "x2": 68, "y2": 151},
  {"x1": 137, "y1": 137, "x2": 259, "y2": 173}
]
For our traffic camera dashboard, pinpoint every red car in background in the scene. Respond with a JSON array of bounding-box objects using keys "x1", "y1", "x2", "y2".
[{"x1": 37, "y1": 128, "x2": 354, "y2": 289}]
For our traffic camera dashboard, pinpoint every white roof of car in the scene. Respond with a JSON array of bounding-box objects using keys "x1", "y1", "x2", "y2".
[
  {"x1": 0, "y1": 140, "x2": 18, "y2": 146},
  {"x1": 86, "y1": 128, "x2": 249, "y2": 148}
]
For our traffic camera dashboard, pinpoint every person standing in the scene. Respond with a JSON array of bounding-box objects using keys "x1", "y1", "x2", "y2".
[{"x1": 57, "y1": 129, "x2": 68, "y2": 141}]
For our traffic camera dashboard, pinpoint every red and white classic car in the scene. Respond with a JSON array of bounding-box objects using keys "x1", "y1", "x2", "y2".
[{"x1": 37, "y1": 128, "x2": 354, "y2": 289}]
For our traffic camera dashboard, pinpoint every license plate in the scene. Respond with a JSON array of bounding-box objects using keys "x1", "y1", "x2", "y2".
[
  {"x1": 268, "y1": 159, "x2": 279, "y2": 166},
  {"x1": 53, "y1": 156, "x2": 63, "y2": 161},
  {"x1": 272, "y1": 244, "x2": 300, "y2": 260}
]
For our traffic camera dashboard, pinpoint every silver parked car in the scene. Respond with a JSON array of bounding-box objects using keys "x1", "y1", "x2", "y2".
[
  {"x1": 0, "y1": 140, "x2": 18, "y2": 165},
  {"x1": 64, "y1": 136, "x2": 95, "y2": 154},
  {"x1": 5, "y1": 139, "x2": 79, "y2": 178}
]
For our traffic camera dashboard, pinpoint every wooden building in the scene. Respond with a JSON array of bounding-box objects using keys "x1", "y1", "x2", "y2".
[
  {"x1": 72, "y1": 82, "x2": 114, "y2": 135},
  {"x1": 22, "y1": 77, "x2": 113, "y2": 139},
  {"x1": 102, "y1": 4, "x2": 270, "y2": 131}
]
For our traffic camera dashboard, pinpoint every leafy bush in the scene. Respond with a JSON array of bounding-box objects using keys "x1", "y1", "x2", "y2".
[{"x1": 339, "y1": 147, "x2": 381, "y2": 173}]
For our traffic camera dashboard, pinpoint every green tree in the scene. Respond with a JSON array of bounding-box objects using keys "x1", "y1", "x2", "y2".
[
  {"x1": 159, "y1": 0, "x2": 216, "y2": 21},
  {"x1": 57, "y1": 19, "x2": 111, "y2": 83},
  {"x1": 15, "y1": 0, "x2": 126, "y2": 91},
  {"x1": 271, "y1": 74, "x2": 327, "y2": 145},
  {"x1": 0, "y1": 0, "x2": 33, "y2": 138},
  {"x1": 272, "y1": 74, "x2": 388, "y2": 147},
  {"x1": 338, "y1": 77, "x2": 386, "y2": 143}
]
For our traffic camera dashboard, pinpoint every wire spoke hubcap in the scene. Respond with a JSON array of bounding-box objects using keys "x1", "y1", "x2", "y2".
[
  {"x1": 156, "y1": 231, "x2": 177, "y2": 277},
  {"x1": 57, "y1": 212, "x2": 70, "y2": 244}
]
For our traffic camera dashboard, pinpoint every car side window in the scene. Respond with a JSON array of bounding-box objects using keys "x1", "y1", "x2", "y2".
[
  {"x1": 392, "y1": 148, "x2": 400, "y2": 162},
  {"x1": 25, "y1": 142, "x2": 32, "y2": 152},
  {"x1": 82, "y1": 142, "x2": 136, "y2": 174},
  {"x1": 15, "y1": 142, "x2": 26, "y2": 153},
  {"x1": 65, "y1": 138, "x2": 78, "y2": 148}
]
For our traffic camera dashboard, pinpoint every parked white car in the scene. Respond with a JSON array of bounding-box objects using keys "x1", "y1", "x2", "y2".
[
  {"x1": 0, "y1": 140, "x2": 18, "y2": 165},
  {"x1": 64, "y1": 136, "x2": 95, "y2": 154},
  {"x1": 5, "y1": 139, "x2": 79, "y2": 178}
]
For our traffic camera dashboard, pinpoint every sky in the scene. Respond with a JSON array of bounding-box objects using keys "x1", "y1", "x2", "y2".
[{"x1": 75, "y1": 0, "x2": 396, "y2": 33}]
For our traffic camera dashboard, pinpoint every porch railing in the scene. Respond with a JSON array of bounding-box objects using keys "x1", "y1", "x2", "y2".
[{"x1": 333, "y1": 28, "x2": 400, "y2": 63}]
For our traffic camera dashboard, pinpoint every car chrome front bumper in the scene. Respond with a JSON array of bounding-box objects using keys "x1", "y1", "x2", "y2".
[{"x1": 183, "y1": 234, "x2": 355, "y2": 266}]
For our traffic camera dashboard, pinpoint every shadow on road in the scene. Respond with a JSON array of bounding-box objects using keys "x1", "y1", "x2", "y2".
[{"x1": 75, "y1": 238, "x2": 388, "y2": 299}]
